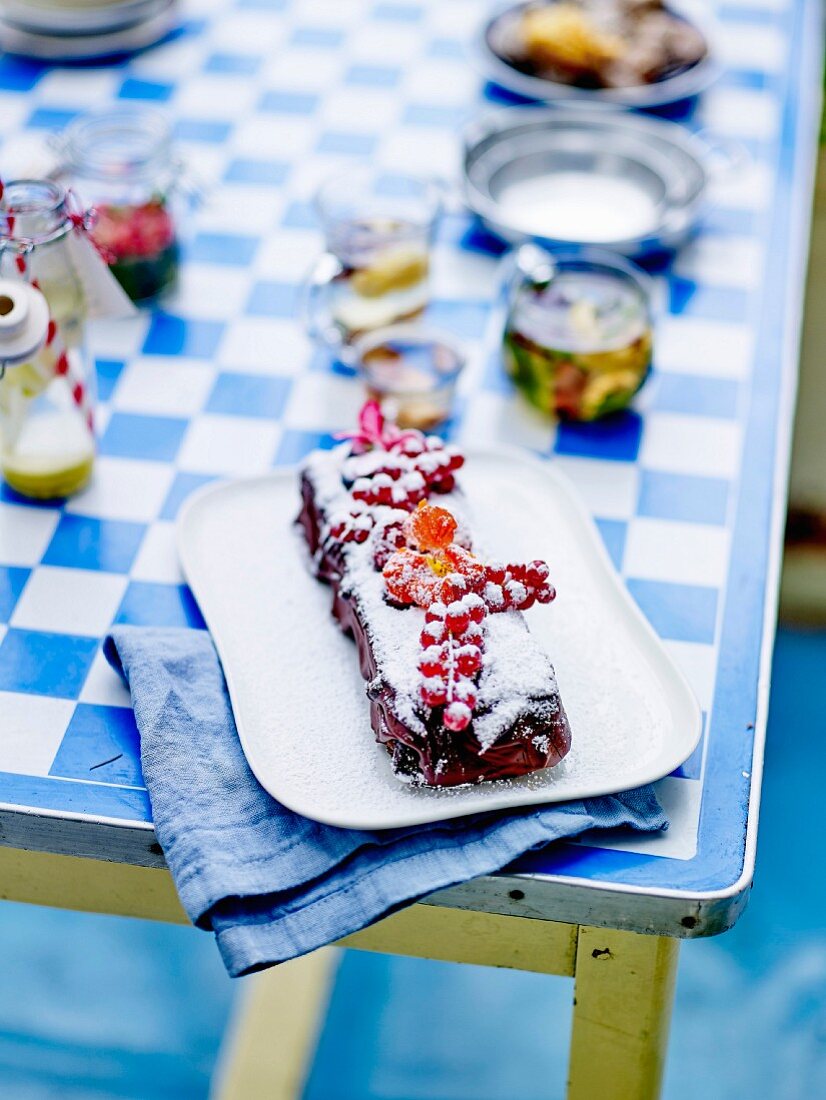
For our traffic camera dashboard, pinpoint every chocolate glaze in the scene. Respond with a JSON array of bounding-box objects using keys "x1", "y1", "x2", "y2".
[{"x1": 298, "y1": 470, "x2": 572, "y2": 787}]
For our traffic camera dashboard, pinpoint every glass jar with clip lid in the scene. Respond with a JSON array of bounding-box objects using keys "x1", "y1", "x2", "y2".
[{"x1": 0, "y1": 179, "x2": 97, "y2": 499}]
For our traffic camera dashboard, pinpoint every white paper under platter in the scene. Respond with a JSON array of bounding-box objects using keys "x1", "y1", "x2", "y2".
[{"x1": 178, "y1": 450, "x2": 701, "y2": 830}]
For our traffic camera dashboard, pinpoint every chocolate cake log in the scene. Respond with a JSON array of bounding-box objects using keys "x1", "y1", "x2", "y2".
[{"x1": 297, "y1": 431, "x2": 572, "y2": 787}]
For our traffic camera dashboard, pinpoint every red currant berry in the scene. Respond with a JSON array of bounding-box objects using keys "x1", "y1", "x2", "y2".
[
  {"x1": 421, "y1": 621, "x2": 446, "y2": 646},
  {"x1": 425, "y1": 602, "x2": 447, "y2": 623},
  {"x1": 525, "y1": 560, "x2": 550, "y2": 587},
  {"x1": 486, "y1": 563, "x2": 506, "y2": 585},
  {"x1": 354, "y1": 527, "x2": 370, "y2": 544},
  {"x1": 432, "y1": 473, "x2": 455, "y2": 494},
  {"x1": 462, "y1": 622, "x2": 484, "y2": 648},
  {"x1": 517, "y1": 592, "x2": 535, "y2": 611},
  {"x1": 463, "y1": 594, "x2": 486, "y2": 624},
  {"x1": 443, "y1": 702, "x2": 472, "y2": 731},
  {"x1": 446, "y1": 604, "x2": 470, "y2": 635},
  {"x1": 420, "y1": 680, "x2": 447, "y2": 708},
  {"x1": 419, "y1": 646, "x2": 447, "y2": 677},
  {"x1": 456, "y1": 646, "x2": 482, "y2": 676},
  {"x1": 536, "y1": 584, "x2": 556, "y2": 604}
]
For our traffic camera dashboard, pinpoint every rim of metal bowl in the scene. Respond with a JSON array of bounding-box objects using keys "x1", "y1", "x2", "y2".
[{"x1": 474, "y1": 0, "x2": 722, "y2": 110}]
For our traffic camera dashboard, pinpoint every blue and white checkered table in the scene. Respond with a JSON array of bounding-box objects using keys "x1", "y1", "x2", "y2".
[{"x1": 0, "y1": 0, "x2": 821, "y2": 935}]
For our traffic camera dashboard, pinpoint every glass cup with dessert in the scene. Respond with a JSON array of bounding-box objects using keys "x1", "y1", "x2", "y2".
[
  {"x1": 303, "y1": 168, "x2": 443, "y2": 349},
  {"x1": 502, "y1": 245, "x2": 654, "y2": 421}
]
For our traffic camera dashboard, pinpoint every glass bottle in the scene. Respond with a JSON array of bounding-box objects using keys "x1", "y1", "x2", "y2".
[
  {"x1": 52, "y1": 106, "x2": 182, "y2": 303},
  {"x1": 0, "y1": 181, "x2": 96, "y2": 498}
]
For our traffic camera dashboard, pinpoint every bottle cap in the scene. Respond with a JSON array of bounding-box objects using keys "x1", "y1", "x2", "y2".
[{"x1": 0, "y1": 279, "x2": 50, "y2": 366}]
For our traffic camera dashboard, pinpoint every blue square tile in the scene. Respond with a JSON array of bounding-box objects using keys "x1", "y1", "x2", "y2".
[
  {"x1": 290, "y1": 27, "x2": 344, "y2": 47},
  {"x1": 402, "y1": 104, "x2": 467, "y2": 127},
  {"x1": 95, "y1": 358, "x2": 125, "y2": 402},
  {"x1": 260, "y1": 90, "x2": 319, "y2": 114},
  {"x1": 115, "y1": 582, "x2": 206, "y2": 629},
  {"x1": 246, "y1": 281, "x2": 299, "y2": 318},
  {"x1": 0, "y1": 567, "x2": 30, "y2": 622},
  {"x1": 625, "y1": 578, "x2": 718, "y2": 644},
  {"x1": 117, "y1": 77, "x2": 174, "y2": 102},
  {"x1": 142, "y1": 313, "x2": 224, "y2": 358},
  {"x1": 281, "y1": 200, "x2": 317, "y2": 229},
  {"x1": 637, "y1": 470, "x2": 730, "y2": 526},
  {"x1": 204, "y1": 52, "x2": 262, "y2": 75},
  {"x1": 555, "y1": 412, "x2": 643, "y2": 462},
  {"x1": 275, "y1": 430, "x2": 337, "y2": 466},
  {"x1": 0, "y1": 55, "x2": 46, "y2": 92},
  {"x1": 315, "y1": 132, "x2": 378, "y2": 156},
  {"x1": 481, "y1": 350, "x2": 514, "y2": 395},
  {"x1": 668, "y1": 278, "x2": 749, "y2": 322},
  {"x1": 344, "y1": 63, "x2": 400, "y2": 87},
  {"x1": 426, "y1": 37, "x2": 464, "y2": 59},
  {"x1": 160, "y1": 472, "x2": 218, "y2": 520},
  {"x1": 26, "y1": 107, "x2": 80, "y2": 130},
  {"x1": 652, "y1": 373, "x2": 740, "y2": 419},
  {"x1": 426, "y1": 300, "x2": 489, "y2": 340},
  {"x1": 224, "y1": 158, "x2": 289, "y2": 186},
  {"x1": 0, "y1": 629, "x2": 98, "y2": 697},
  {"x1": 43, "y1": 515, "x2": 146, "y2": 573},
  {"x1": 100, "y1": 413, "x2": 188, "y2": 463},
  {"x1": 206, "y1": 373, "x2": 291, "y2": 419},
  {"x1": 372, "y1": 2, "x2": 422, "y2": 20},
  {"x1": 457, "y1": 220, "x2": 507, "y2": 256},
  {"x1": 173, "y1": 118, "x2": 232, "y2": 143},
  {"x1": 594, "y1": 518, "x2": 627, "y2": 572},
  {"x1": 50, "y1": 703, "x2": 142, "y2": 786},
  {"x1": 188, "y1": 232, "x2": 259, "y2": 266}
]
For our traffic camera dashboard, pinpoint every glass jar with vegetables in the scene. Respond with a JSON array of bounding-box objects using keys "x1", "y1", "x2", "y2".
[
  {"x1": 502, "y1": 245, "x2": 654, "y2": 421},
  {"x1": 52, "y1": 106, "x2": 183, "y2": 303}
]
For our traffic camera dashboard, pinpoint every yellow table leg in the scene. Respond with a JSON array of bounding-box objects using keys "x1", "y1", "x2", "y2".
[
  {"x1": 212, "y1": 947, "x2": 340, "y2": 1100},
  {"x1": 567, "y1": 926, "x2": 679, "y2": 1100}
]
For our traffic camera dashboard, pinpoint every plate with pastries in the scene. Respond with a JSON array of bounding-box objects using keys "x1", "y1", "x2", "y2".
[{"x1": 478, "y1": 0, "x2": 719, "y2": 109}]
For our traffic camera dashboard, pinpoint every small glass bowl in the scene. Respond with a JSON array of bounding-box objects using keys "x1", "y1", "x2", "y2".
[{"x1": 354, "y1": 325, "x2": 465, "y2": 432}]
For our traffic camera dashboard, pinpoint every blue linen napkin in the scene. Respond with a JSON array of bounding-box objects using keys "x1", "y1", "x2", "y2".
[{"x1": 104, "y1": 625, "x2": 667, "y2": 977}]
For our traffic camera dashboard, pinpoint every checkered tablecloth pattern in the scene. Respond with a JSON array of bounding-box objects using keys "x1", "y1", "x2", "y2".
[{"x1": 0, "y1": 0, "x2": 820, "y2": 898}]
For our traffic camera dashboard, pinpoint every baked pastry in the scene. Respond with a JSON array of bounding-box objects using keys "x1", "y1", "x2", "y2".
[{"x1": 297, "y1": 401, "x2": 572, "y2": 786}]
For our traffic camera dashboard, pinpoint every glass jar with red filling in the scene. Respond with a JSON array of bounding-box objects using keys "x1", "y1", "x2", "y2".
[{"x1": 52, "y1": 106, "x2": 182, "y2": 303}]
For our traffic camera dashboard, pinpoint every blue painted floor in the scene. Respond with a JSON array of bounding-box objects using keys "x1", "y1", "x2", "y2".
[{"x1": 0, "y1": 627, "x2": 824, "y2": 1099}]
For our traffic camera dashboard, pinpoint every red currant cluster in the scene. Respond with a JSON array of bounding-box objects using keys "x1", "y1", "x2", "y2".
[
  {"x1": 482, "y1": 560, "x2": 557, "y2": 613},
  {"x1": 327, "y1": 510, "x2": 375, "y2": 545},
  {"x1": 417, "y1": 593, "x2": 487, "y2": 731}
]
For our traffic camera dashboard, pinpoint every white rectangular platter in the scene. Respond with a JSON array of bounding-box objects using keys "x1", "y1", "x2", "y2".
[{"x1": 177, "y1": 448, "x2": 701, "y2": 830}]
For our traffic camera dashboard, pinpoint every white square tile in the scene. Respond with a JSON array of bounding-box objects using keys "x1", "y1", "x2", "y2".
[
  {"x1": 79, "y1": 650, "x2": 132, "y2": 708},
  {"x1": 624, "y1": 517, "x2": 730, "y2": 587},
  {"x1": 174, "y1": 75, "x2": 259, "y2": 119},
  {"x1": 552, "y1": 456, "x2": 641, "y2": 519},
  {"x1": 656, "y1": 317, "x2": 755, "y2": 380},
  {"x1": 131, "y1": 523, "x2": 184, "y2": 584},
  {"x1": 281, "y1": 373, "x2": 363, "y2": 432},
  {"x1": 112, "y1": 357, "x2": 216, "y2": 417},
  {"x1": 664, "y1": 640, "x2": 718, "y2": 710},
  {"x1": 66, "y1": 458, "x2": 174, "y2": 523},
  {"x1": 177, "y1": 414, "x2": 281, "y2": 475},
  {"x1": 217, "y1": 318, "x2": 314, "y2": 375},
  {"x1": 164, "y1": 263, "x2": 252, "y2": 321},
  {"x1": 231, "y1": 115, "x2": 316, "y2": 163},
  {"x1": 719, "y1": 24, "x2": 787, "y2": 74},
  {"x1": 87, "y1": 316, "x2": 151, "y2": 361},
  {"x1": 11, "y1": 567, "x2": 128, "y2": 637},
  {"x1": 640, "y1": 414, "x2": 742, "y2": 479},
  {"x1": 431, "y1": 245, "x2": 499, "y2": 300},
  {"x1": 402, "y1": 60, "x2": 480, "y2": 105},
  {"x1": 195, "y1": 182, "x2": 286, "y2": 234},
  {"x1": 672, "y1": 236, "x2": 764, "y2": 291},
  {"x1": 0, "y1": 503, "x2": 60, "y2": 567},
  {"x1": 700, "y1": 88, "x2": 780, "y2": 141},
  {"x1": 318, "y1": 87, "x2": 401, "y2": 131},
  {"x1": 708, "y1": 159, "x2": 773, "y2": 212},
  {"x1": 0, "y1": 691, "x2": 75, "y2": 776},
  {"x1": 459, "y1": 392, "x2": 555, "y2": 454},
  {"x1": 255, "y1": 229, "x2": 323, "y2": 281}
]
